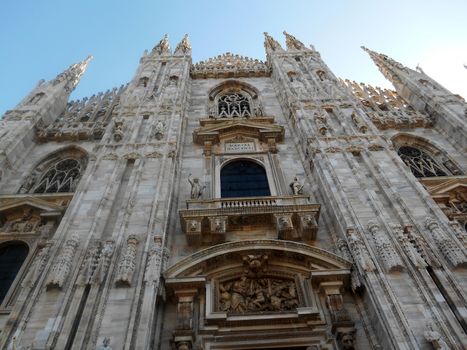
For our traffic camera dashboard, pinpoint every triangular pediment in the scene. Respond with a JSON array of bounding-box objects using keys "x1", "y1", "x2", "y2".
[
  {"x1": 420, "y1": 176, "x2": 467, "y2": 197},
  {"x1": 0, "y1": 196, "x2": 65, "y2": 215},
  {"x1": 193, "y1": 119, "x2": 284, "y2": 145}
]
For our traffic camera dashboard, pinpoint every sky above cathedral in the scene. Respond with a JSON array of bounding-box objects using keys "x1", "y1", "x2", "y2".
[{"x1": 1, "y1": 0, "x2": 466, "y2": 115}]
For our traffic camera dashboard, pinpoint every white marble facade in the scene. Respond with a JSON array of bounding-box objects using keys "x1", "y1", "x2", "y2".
[{"x1": 0, "y1": 32, "x2": 466, "y2": 350}]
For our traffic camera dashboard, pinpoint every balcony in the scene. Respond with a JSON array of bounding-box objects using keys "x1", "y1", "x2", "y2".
[{"x1": 179, "y1": 195, "x2": 320, "y2": 246}]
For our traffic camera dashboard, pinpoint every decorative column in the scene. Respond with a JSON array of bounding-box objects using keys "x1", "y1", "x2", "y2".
[
  {"x1": 367, "y1": 221, "x2": 403, "y2": 272},
  {"x1": 46, "y1": 234, "x2": 80, "y2": 290},
  {"x1": 425, "y1": 217, "x2": 467, "y2": 268},
  {"x1": 115, "y1": 234, "x2": 139, "y2": 286}
]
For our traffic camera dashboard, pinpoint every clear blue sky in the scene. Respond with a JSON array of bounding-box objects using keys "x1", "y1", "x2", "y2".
[{"x1": 1, "y1": 0, "x2": 466, "y2": 115}]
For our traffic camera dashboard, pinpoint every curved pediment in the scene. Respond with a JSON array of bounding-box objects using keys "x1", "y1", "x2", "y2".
[
  {"x1": 191, "y1": 52, "x2": 270, "y2": 79},
  {"x1": 164, "y1": 239, "x2": 351, "y2": 280}
]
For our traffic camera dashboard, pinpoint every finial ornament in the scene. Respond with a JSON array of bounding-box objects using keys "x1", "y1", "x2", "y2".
[
  {"x1": 174, "y1": 34, "x2": 191, "y2": 55},
  {"x1": 152, "y1": 34, "x2": 170, "y2": 55},
  {"x1": 283, "y1": 31, "x2": 307, "y2": 50}
]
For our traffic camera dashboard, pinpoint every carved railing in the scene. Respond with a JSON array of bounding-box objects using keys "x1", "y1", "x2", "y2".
[{"x1": 180, "y1": 195, "x2": 320, "y2": 245}]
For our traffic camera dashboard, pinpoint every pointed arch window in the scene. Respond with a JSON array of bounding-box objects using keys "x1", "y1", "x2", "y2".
[
  {"x1": 18, "y1": 148, "x2": 88, "y2": 194},
  {"x1": 0, "y1": 242, "x2": 29, "y2": 305},
  {"x1": 34, "y1": 158, "x2": 83, "y2": 193},
  {"x1": 397, "y1": 146, "x2": 448, "y2": 178},
  {"x1": 221, "y1": 160, "x2": 270, "y2": 198},
  {"x1": 218, "y1": 93, "x2": 251, "y2": 118}
]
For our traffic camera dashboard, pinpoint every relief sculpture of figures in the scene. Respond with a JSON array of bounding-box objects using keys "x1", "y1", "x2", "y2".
[{"x1": 219, "y1": 276, "x2": 298, "y2": 313}]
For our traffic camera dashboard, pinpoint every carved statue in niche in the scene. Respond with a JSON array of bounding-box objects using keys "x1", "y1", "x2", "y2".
[
  {"x1": 153, "y1": 120, "x2": 166, "y2": 140},
  {"x1": 113, "y1": 120, "x2": 124, "y2": 142},
  {"x1": 290, "y1": 176, "x2": 304, "y2": 195},
  {"x1": 188, "y1": 174, "x2": 205, "y2": 199}
]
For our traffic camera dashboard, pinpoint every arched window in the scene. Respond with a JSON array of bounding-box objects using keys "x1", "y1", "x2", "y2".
[
  {"x1": 218, "y1": 92, "x2": 251, "y2": 118},
  {"x1": 397, "y1": 146, "x2": 448, "y2": 178},
  {"x1": 221, "y1": 160, "x2": 270, "y2": 198},
  {"x1": 34, "y1": 158, "x2": 82, "y2": 193},
  {"x1": 18, "y1": 147, "x2": 88, "y2": 194},
  {"x1": 0, "y1": 242, "x2": 29, "y2": 304}
]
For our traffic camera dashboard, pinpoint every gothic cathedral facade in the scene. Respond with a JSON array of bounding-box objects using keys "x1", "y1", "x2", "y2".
[{"x1": 0, "y1": 32, "x2": 466, "y2": 350}]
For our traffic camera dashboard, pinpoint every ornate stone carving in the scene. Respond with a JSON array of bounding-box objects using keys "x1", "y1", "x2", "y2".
[
  {"x1": 351, "y1": 111, "x2": 368, "y2": 133},
  {"x1": 174, "y1": 34, "x2": 191, "y2": 55},
  {"x1": 176, "y1": 296, "x2": 194, "y2": 330},
  {"x1": 338, "y1": 331, "x2": 355, "y2": 350},
  {"x1": 274, "y1": 213, "x2": 294, "y2": 239},
  {"x1": 19, "y1": 171, "x2": 40, "y2": 194},
  {"x1": 175, "y1": 341, "x2": 191, "y2": 350},
  {"x1": 115, "y1": 235, "x2": 139, "y2": 287},
  {"x1": 152, "y1": 120, "x2": 166, "y2": 140},
  {"x1": 346, "y1": 229, "x2": 376, "y2": 272},
  {"x1": 22, "y1": 241, "x2": 53, "y2": 288},
  {"x1": 448, "y1": 221, "x2": 467, "y2": 248},
  {"x1": 283, "y1": 31, "x2": 308, "y2": 51},
  {"x1": 425, "y1": 217, "x2": 467, "y2": 268},
  {"x1": 46, "y1": 234, "x2": 80, "y2": 290},
  {"x1": 151, "y1": 34, "x2": 170, "y2": 55},
  {"x1": 187, "y1": 174, "x2": 205, "y2": 199},
  {"x1": 77, "y1": 240, "x2": 114, "y2": 286},
  {"x1": 337, "y1": 239, "x2": 362, "y2": 293},
  {"x1": 96, "y1": 337, "x2": 112, "y2": 350},
  {"x1": 5, "y1": 208, "x2": 40, "y2": 232},
  {"x1": 424, "y1": 324, "x2": 449, "y2": 349},
  {"x1": 113, "y1": 120, "x2": 124, "y2": 142},
  {"x1": 404, "y1": 225, "x2": 441, "y2": 268},
  {"x1": 391, "y1": 224, "x2": 427, "y2": 268},
  {"x1": 209, "y1": 216, "x2": 227, "y2": 234},
  {"x1": 144, "y1": 236, "x2": 165, "y2": 285},
  {"x1": 219, "y1": 276, "x2": 298, "y2": 313},
  {"x1": 314, "y1": 112, "x2": 328, "y2": 135},
  {"x1": 243, "y1": 254, "x2": 268, "y2": 277},
  {"x1": 367, "y1": 221, "x2": 404, "y2": 272},
  {"x1": 191, "y1": 52, "x2": 270, "y2": 79},
  {"x1": 297, "y1": 213, "x2": 318, "y2": 240}
]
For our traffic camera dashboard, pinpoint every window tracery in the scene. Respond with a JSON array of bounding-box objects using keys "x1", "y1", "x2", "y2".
[
  {"x1": 397, "y1": 146, "x2": 448, "y2": 178},
  {"x1": 33, "y1": 158, "x2": 83, "y2": 193},
  {"x1": 19, "y1": 148, "x2": 88, "y2": 194},
  {"x1": 218, "y1": 92, "x2": 251, "y2": 118}
]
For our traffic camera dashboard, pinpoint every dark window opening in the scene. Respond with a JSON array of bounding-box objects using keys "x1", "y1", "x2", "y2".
[
  {"x1": 221, "y1": 160, "x2": 271, "y2": 198},
  {"x1": 0, "y1": 243, "x2": 29, "y2": 304}
]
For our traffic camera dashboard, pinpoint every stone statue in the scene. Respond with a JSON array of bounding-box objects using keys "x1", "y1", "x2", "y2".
[
  {"x1": 253, "y1": 102, "x2": 264, "y2": 117},
  {"x1": 96, "y1": 337, "x2": 112, "y2": 350},
  {"x1": 19, "y1": 170, "x2": 39, "y2": 194},
  {"x1": 339, "y1": 332, "x2": 355, "y2": 350},
  {"x1": 11, "y1": 208, "x2": 37, "y2": 232},
  {"x1": 188, "y1": 174, "x2": 205, "y2": 199},
  {"x1": 289, "y1": 177, "x2": 304, "y2": 195},
  {"x1": 153, "y1": 120, "x2": 165, "y2": 140},
  {"x1": 424, "y1": 325, "x2": 449, "y2": 349}
]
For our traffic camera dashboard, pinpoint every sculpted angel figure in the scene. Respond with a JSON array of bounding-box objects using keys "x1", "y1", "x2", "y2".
[{"x1": 188, "y1": 174, "x2": 205, "y2": 199}]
